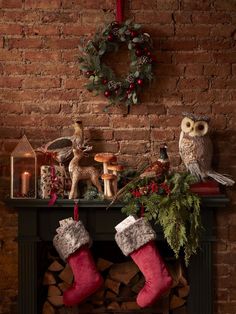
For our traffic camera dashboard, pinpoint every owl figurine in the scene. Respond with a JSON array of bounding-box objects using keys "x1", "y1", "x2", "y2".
[{"x1": 179, "y1": 112, "x2": 234, "y2": 186}]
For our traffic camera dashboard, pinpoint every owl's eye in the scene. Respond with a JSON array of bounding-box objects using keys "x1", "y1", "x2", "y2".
[
  {"x1": 197, "y1": 124, "x2": 204, "y2": 131},
  {"x1": 181, "y1": 117, "x2": 194, "y2": 133},
  {"x1": 194, "y1": 121, "x2": 208, "y2": 136}
]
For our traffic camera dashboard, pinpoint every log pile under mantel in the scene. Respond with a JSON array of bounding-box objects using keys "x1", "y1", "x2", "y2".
[{"x1": 42, "y1": 256, "x2": 189, "y2": 314}]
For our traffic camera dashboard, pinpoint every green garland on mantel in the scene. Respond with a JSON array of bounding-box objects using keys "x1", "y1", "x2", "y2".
[
  {"x1": 120, "y1": 172, "x2": 202, "y2": 265},
  {"x1": 79, "y1": 20, "x2": 155, "y2": 109}
]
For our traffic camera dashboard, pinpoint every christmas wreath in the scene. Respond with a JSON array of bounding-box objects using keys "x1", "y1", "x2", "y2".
[
  {"x1": 79, "y1": 20, "x2": 155, "y2": 109},
  {"x1": 119, "y1": 172, "x2": 202, "y2": 265}
]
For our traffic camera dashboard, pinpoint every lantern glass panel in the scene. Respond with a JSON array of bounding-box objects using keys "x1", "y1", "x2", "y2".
[{"x1": 11, "y1": 135, "x2": 37, "y2": 199}]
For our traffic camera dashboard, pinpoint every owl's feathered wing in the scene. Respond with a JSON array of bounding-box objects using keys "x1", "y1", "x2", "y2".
[
  {"x1": 179, "y1": 132, "x2": 234, "y2": 186},
  {"x1": 179, "y1": 132, "x2": 212, "y2": 180}
]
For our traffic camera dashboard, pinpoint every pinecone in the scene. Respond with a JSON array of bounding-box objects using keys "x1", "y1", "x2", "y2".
[
  {"x1": 108, "y1": 80, "x2": 120, "y2": 90},
  {"x1": 112, "y1": 27, "x2": 120, "y2": 37},
  {"x1": 126, "y1": 74, "x2": 135, "y2": 83},
  {"x1": 138, "y1": 56, "x2": 150, "y2": 65}
]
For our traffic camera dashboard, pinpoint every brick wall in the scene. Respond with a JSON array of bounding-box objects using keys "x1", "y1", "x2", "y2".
[{"x1": 0, "y1": 0, "x2": 236, "y2": 313}]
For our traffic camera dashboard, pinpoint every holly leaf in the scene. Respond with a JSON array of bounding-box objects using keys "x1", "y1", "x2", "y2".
[
  {"x1": 132, "y1": 92, "x2": 138, "y2": 104},
  {"x1": 132, "y1": 37, "x2": 142, "y2": 43}
]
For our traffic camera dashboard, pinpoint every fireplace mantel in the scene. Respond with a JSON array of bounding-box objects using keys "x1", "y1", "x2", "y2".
[{"x1": 6, "y1": 195, "x2": 230, "y2": 314}]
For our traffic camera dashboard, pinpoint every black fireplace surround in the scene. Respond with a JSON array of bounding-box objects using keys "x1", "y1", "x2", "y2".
[{"x1": 7, "y1": 196, "x2": 229, "y2": 314}]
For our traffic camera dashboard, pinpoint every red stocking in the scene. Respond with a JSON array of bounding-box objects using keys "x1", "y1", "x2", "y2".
[
  {"x1": 53, "y1": 218, "x2": 103, "y2": 306},
  {"x1": 64, "y1": 245, "x2": 103, "y2": 306},
  {"x1": 115, "y1": 216, "x2": 172, "y2": 308}
]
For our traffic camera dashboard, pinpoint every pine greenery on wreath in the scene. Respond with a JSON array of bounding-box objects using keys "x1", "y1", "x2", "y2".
[
  {"x1": 121, "y1": 172, "x2": 202, "y2": 265},
  {"x1": 79, "y1": 20, "x2": 155, "y2": 109}
]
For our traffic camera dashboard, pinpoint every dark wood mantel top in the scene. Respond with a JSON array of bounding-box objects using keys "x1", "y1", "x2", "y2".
[{"x1": 6, "y1": 194, "x2": 230, "y2": 209}]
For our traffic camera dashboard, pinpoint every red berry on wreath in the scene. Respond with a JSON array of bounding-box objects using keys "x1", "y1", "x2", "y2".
[
  {"x1": 126, "y1": 89, "x2": 132, "y2": 95},
  {"x1": 130, "y1": 30, "x2": 138, "y2": 38},
  {"x1": 129, "y1": 83, "x2": 135, "y2": 90},
  {"x1": 85, "y1": 70, "x2": 93, "y2": 77},
  {"x1": 135, "y1": 49, "x2": 143, "y2": 57},
  {"x1": 144, "y1": 47, "x2": 148, "y2": 52},
  {"x1": 137, "y1": 78, "x2": 144, "y2": 86},
  {"x1": 108, "y1": 34, "x2": 114, "y2": 42},
  {"x1": 102, "y1": 78, "x2": 108, "y2": 85},
  {"x1": 146, "y1": 51, "x2": 152, "y2": 57},
  {"x1": 104, "y1": 90, "x2": 111, "y2": 97}
]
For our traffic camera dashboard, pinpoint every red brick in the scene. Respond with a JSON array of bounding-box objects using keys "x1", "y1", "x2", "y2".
[
  {"x1": 80, "y1": 115, "x2": 110, "y2": 127},
  {"x1": 192, "y1": 12, "x2": 231, "y2": 24},
  {"x1": 111, "y1": 115, "x2": 149, "y2": 128},
  {"x1": 91, "y1": 141, "x2": 119, "y2": 153},
  {"x1": 25, "y1": 0, "x2": 61, "y2": 9},
  {"x1": 0, "y1": 90, "x2": 42, "y2": 102},
  {"x1": 120, "y1": 142, "x2": 150, "y2": 154},
  {"x1": 147, "y1": 24, "x2": 174, "y2": 37},
  {"x1": 0, "y1": 115, "x2": 42, "y2": 127},
  {"x1": 0, "y1": 127, "x2": 22, "y2": 138},
  {"x1": 0, "y1": 77, "x2": 22, "y2": 88},
  {"x1": 214, "y1": 52, "x2": 236, "y2": 63},
  {"x1": 174, "y1": 52, "x2": 212, "y2": 64},
  {"x1": 135, "y1": 11, "x2": 172, "y2": 24},
  {"x1": 214, "y1": 0, "x2": 236, "y2": 10},
  {"x1": 174, "y1": 12, "x2": 192, "y2": 24},
  {"x1": 2, "y1": 63, "x2": 26, "y2": 75},
  {"x1": 62, "y1": 25, "x2": 96, "y2": 36},
  {"x1": 8, "y1": 38, "x2": 42, "y2": 49},
  {"x1": 24, "y1": 51, "x2": 61, "y2": 62},
  {"x1": 150, "y1": 115, "x2": 182, "y2": 128},
  {"x1": 24, "y1": 25, "x2": 60, "y2": 36},
  {"x1": 44, "y1": 90, "x2": 78, "y2": 101},
  {"x1": 86, "y1": 129, "x2": 113, "y2": 141},
  {"x1": 0, "y1": 49, "x2": 22, "y2": 61},
  {"x1": 211, "y1": 25, "x2": 236, "y2": 38},
  {"x1": 42, "y1": 12, "x2": 79, "y2": 24},
  {"x1": 63, "y1": 78, "x2": 85, "y2": 89},
  {"x1": 130, "y1": 0, "x2": 157, "y2": 9},
  {"x1": 0, "y1": 24, "x2": 22, "y2": 35},
  {"x1": 151, "y1": 129, "x2": 175, "y2": 141},
  {"x1": 114, "y1": 129, "x2": 150, "y2": 141},
  {"x1": 1, "y1": 0, "x2": 22, "y2": 8},
  {"x1": 23, "y1": 78, "x2": 60, "y2": 89},
  {"x1": 44, "y1": 38, "x2": 79, "y2": 49},
  {"x1": 181, "y1": 0, "x2": 211, "y2": 10},
  {"x1": 185, "y1": 64, "x2": 203, "y2": 76},
  {"x1": 155, "y1": 64, "x2": 185, "y2": 76},
  {"x1": 204, "y1": 64, "x2": 231, "y2": 77},
  {"x1": 229, "y1": 225, "x2": 236, "y2": 241},
  {"x1": 24, "y1": 103, "x2": 61, "y2": 114},
  {"x1": 161, "y1": 39, "x2": 197, "y2": 51},
  {"x1": 212, "y1": 78, "x2": 236, "y2": 89},
  {"x1": 178, "y1": 78, "x2": 209, "y2": 90},
  {"x1": 0, "y1": 103, "x2": 23, "y2": 114},
  {"x1": 176, "y1": 25, "x2": 211, "y2": 37},
  {"x1": 198, "y1": 39, "x2": 232, "y2": 50}
]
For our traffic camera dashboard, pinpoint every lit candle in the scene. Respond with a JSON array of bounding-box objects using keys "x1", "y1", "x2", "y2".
[{"x1": 21, "y1": 171, "x2": 30, "y2": 196}]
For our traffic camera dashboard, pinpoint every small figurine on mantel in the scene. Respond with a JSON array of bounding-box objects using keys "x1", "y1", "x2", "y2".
[
  {"x1": 179, "y1": 112, "x2": 235, "y2": 186},
  {"x1": 38, "y1": 120, "x2": 84, "y2": 165},
  {"x1": 68, "y1": 145, "x2": 102, "y2": 199}
]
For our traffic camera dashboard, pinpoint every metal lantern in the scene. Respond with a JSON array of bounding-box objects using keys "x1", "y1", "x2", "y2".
[{"x1": 11, "y1": 135, "x2": 37, "y2": 199}]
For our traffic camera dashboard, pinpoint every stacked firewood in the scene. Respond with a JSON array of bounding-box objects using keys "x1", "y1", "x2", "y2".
[{"x1": 42, "y1": 257, "x2": 189, "y2": 314}]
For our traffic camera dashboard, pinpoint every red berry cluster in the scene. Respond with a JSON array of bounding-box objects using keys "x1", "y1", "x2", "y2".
[{"x1": 130, "y1": 181, "x2": 171, "y2": 198}]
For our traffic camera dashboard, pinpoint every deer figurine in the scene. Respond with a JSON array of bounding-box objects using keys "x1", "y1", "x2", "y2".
[{"x1": 69, "y1": 145, "x2": 102, "y2": 199}]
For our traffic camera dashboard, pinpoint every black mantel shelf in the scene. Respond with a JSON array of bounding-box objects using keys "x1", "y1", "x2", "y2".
[
  {"x1": 6, "y1": 194, "x2": 230, "y2": 208},
  {"x1": 5, "y1": 195, "x2": 230, "y2": 314}
]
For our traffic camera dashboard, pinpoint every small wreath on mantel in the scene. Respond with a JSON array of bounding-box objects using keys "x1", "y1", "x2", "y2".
[{"x1": 79, "y1": 20, "x2": 156, "y2": 109}]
